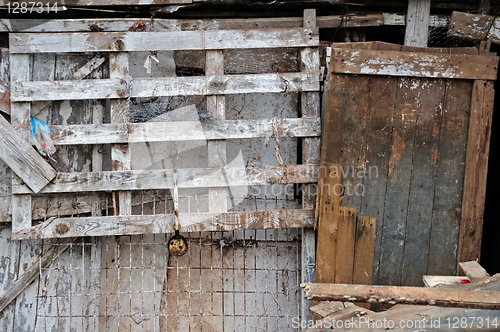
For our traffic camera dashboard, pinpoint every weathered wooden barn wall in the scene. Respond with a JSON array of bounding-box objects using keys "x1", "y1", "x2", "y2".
[{"x1": 0, "y1": 42, "x2": 305, "y2": 331}]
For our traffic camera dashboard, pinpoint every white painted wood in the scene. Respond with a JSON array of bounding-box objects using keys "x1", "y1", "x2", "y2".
[
  {"x1": 9, "y1": 28, "x2": 319, "y2": 53},
  {"x1": 31, "y1": 54, "x2": 107, "y2": 116},
  {"x1": 49, "y1": 118, "x2": 320, "y2": 145},
  {"x1": 11, "y1": 72, "x2": 320, "y2": 102},
  {"x1": 0, "y1": 15, "x2": 384, "y2": 33},
  {"x1": 422, "y1": 275, "x2": 470, "y2": 288},
  {"x1": 404, "y1": 0, "x2": 431, "y2": 47},
  {"x1": 383, "y1": 13, "x2": 449, "y2": 28},
  {"x1": 0, "y1": 114, "x2": 56, "y2": 193},
  {"x1": 330, "y1": 48, "x2": 499, "y2": 80},
  {"x1": 13, "y1": 209, "x2": 315, "y2": 239},
  {"x1": 12, "y1": 164, "x2": 319, "y2": 194},
  {"x1": 300, "y1": 9, "x2": 320, "y2": 323}
]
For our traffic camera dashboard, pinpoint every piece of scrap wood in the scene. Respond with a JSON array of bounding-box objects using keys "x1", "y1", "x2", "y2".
[
  {"x1": 0, "y1": 115, "x2": 56, "y2": 193},
  {"x1": 309, "y1": 301, "x2": 355, "y2": 318},
  {"x1": 459, "y1": 261, "x2": 490, "y2": 282},
  {"x1": 423, "y1": 275, "x2": 471, "y2": 287}
]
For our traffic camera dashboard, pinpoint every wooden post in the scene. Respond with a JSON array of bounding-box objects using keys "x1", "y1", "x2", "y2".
[
  {"x1": 301, "y1": 8, "x2": 321, "y2": 322},
  {"x1": 480, "y1": 0, "x2": 491, "y2": 15},
  {"x1": 404, "y1": 0, "x2": 431, "y2": 47},
  {"x1": 206, "y1": 50, "x2": 227, "y2": 213},
  {"x1": 458, "y1": 80, "x2": 494, "y2": 265},
  {"x1": 10, "y1": 53, "x2": 32, "y2": 234}
]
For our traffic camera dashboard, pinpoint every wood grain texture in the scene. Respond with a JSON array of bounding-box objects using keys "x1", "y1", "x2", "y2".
[
  {"x1": 9, "y1": 28, "x2": 319, "y2": 53},
  {"x1": 459, "y1": 81, "x2": 494, "y2": 264},
  {"x1": 331, "y1": 48, "x2": 499, "y2": 80},
  {"x1": 13, "y1": 209, "x2": 315, "y2": 239},
  {"x1": 0, "y1": 115, "x2": 56, "y2": 193},
  {"x1": 11, "y1": 72, "x2": 319, "y2": 102},
  {"x1": 353, "y1": 216, "x2": 376, "y2": 286},
  {"x1": 448, "y1": 12, "x2": 500, "y2": 44},
  {"x1": 301, "y1": 283, "x2": 500, "y2": 309},
  {"x1": 0, "y1": 15, "x2": 383, "y2": 33},
  {"x1": 404, "y1": 0, "x2": 431, "y2": 47},
  {"x1": 48, "y1": 118, "x2": 320, "y2": 145},
  {"x1": 334, "y1": 207, "x2": 357, "y2": 284},
  {"x1": 401, "y1": 77, "x2": 445, "y2": 286},
  {"x1": 0, "y1": 49, "x2": 9, "y2": 115}
]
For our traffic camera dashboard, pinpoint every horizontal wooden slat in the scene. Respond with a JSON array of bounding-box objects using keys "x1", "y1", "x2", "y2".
[
  {"x1": 447, "y1": 11, "x2": 500, "y2": 45},
  {"x1": 12, "y1": 209, "x2": 315, "y2": 239},
  {"x1": 0, "y1": 15, "x2": 383, "y2": 33},
  {"x1": 9, "y1": 28, "x2": 319, "y2": 53},
  {"x1": 331, "y1": 48, "x2": 499, "y2": 80},
  {"x1": 45, "y1": 118, "x2": 320, "y2": 145},
  {"x1": 11, "y1": 72, "x2": 319, "y2": 102},
  {"x1": 13, "y1": 164, "x2": 319, "y2": 194}
]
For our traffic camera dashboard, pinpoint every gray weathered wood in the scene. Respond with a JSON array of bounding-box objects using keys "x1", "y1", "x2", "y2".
[
  {"x1": 10, "y1": 28, "x2": 319, "y2": 53},
  {"x1": 405, "y1": 0, "x2": 431, "y2": 47},
  {"x1": 13, "y1": 209, "x2": 315, "y2": 239},
  {"x1": 330, "y1": 48, "x2": 499, "y2": 80},
  {"x1": 0, "y1": 239, "x2": 73, "y2": 313},
  {"x1": 12, "y1": 164, "x2": 319, "y2": 194},
  {"x1": 11, "y1": 72, "x2": 319, "y2": 102},
  {"x1": 0, "y1": 15, "x2": 383, "y2": 33},
  {"x1": 0, "y1": 49, "x2": 9, "y2": 116},
  {"x1": 459, "y1": 261, "x2": 491, "y2": 283},
  {"x1": 0, "y1": 114, "x2": 56, "y2": 193},
  {"x1": 48, "y1": 118, "x2": 321, "y2": 145}
]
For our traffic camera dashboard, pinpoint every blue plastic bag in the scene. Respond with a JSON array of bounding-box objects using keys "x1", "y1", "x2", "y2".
[{"x1": 30, "y1": 117, "x2": 56, "y2": 157}]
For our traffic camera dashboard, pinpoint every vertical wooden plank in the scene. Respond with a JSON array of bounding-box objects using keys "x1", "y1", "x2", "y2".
[
  {"x1": 353, "y1": 216, "x2": 376, "y2": 285},
  {"x1": 110, "y1": 52, "x2": 131, "y2": 215},
  {"x1": 10, "y1": 53, "x2": 32, "y2": 234},
  {"x1": 334, "y1": 207, "x2": 357, "y2": 284},
  {"x1": 401, "y1": 77, "x2": 445, "y2": 286},
  {"x1": 427, "y1": 79, "x2": 472, "y2": 276},
  {"x1": 458, "y1": 80, "x2": 494, "y2": 265},
  {"x1": 206, "y1": 50, "x2": 227, "y2": 213},
  {"x1": 0, "y1": 225, "x2": 20, "y2": 332},
  {"x1": 404, "y1": 0, "x2": 431, "y2": 47},
  {"x1": 301, "y1": 8, "x2": 320, "y2": 322},
  {"x1": 377, "y1": 76, "x2": 420, "y2": 286}
]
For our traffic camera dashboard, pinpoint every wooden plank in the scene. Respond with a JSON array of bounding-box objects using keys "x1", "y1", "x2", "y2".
[
  {"x1": 301, "y1": 283, "x2": 500, "y2": 309},
  {"x1": 9, "y1": 28, "x2": 319, "y2": 53},
  {"x1": 459, "y1": 81, "x2": 494, "y2": 264},
  {"x1": 0, "y1": 239, "x2": 73, "y2": 313},
  {"x1": 11, "y1": 72, "x2": 319, "y2": 102},
  {"x1": 0, "y1": 15, "x2": 383, "y2": 33},
  {"x1": 206, "y1": 50, "x2": 227, "y2": 214},
  {"x1": 384, "y1": 13, "x2": 450, "y2": 28},
  {"x1": 459, "y1": 261, "x2": 491, "y2": 283},
  {"x1": 423, "y1": 276, "x2": 470, "y2": 287},
  {"x1": 0, "y1": 49, "x2": 9, "y2": 115},
  {"x1": 448, "y1": 12, "x2": 500, "y2": 44},
  {"x1": 428, "y1": 78, "x2": 472, "y2": 277},
  {"x1": 48, "y1": 118, "x2": 321, "y2": 145},
  {"x1": 309, "y1": 301, "x2": 356, "y2": 319},
  {"x1": 378, "y1": 77, "x2": 420, "y2": 286},
  {"x1": 109, "y1": 52, "x2": 131, "y2": 216},
  {"x1": 301, "y1": 9, "x2": 321, "y2": 322},
  {"x1": 314, "y1": 163, "x2": 342, "y2": 308},
  {"x1": 334, "y1": 207, "x2": 357, "y2": 284},
  {"x1": 0, "y1": 115, "x2": 56, "y2": 193},
  {"x1": 330, "y1": 48, "x2": 499, "y2": 80},
  {"x1": 353, "y1": 216, "x2": 376, "y2": 286},
  {"x1": 12, "y1": 209, "x2": 315, "y2": 239},
  {"x1": 401, "y1": 77, "x2": 445, "y2": 286},
  {"x1": 404, "y1": 0, "x2": 431, "y2": 47}
]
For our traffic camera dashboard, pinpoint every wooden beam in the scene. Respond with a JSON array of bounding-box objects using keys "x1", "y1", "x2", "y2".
[
  {"x1": 383, "y1": 13, "x2": 449, "y2": 28},
  {"x1": 0, "y1": 114, "x2": 56, "y2": 193},
  {"x1": 459, "y1": 81, "x2": 494, "y2": 264},
  {"x1": 0, "y1": 15, "x2": 384, "y2": 33},
  {"x1": 330, "y1": 48, "x2": 499, "y2": 80},
  {"x1": 47, "y1": 118, "x2": 321, "y2": 145},
  {"x1": 11, "y1": 72, "x2": 319, "y2": 102},
  {"x1": 448, "y1": 12, "x2": 500, "y2": 44},
  {"x1": 459, "y1": 261, "x2": 490, "y2": 283},
  {"x1": 0, "y1": 239, "x2": 73, "y2": 313},
  {"x1": 301, "y1": 283, "x2": 500, "y2": 309},
  {"x1": 12, "y1": 209, "x2": 315, "y2": 239},
  {"x1": 12, "y1": 164, "x2": 320, "y2": 194},
  {"x1": 404, "y1": 0, "x2": 431, "y2": 47},
  {"x1": 9, "y1": 28, "x2": 319, "y2": 53}
]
